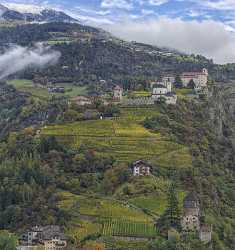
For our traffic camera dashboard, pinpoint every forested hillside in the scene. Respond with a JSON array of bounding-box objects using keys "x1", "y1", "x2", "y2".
[
  {"x1": 0, "y1": 82, "x2": 67, "y2": 138},
  {"x1": 1, "y1": 22, "x2": 235, "y2": 86}
]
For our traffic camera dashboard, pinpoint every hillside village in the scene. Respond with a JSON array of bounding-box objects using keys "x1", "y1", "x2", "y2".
[{"x1": 68, "y1": 68, "x2": 209, "y2": 108}]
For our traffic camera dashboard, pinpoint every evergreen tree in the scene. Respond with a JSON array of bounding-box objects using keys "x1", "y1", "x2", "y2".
[
  {"x1": 167, "y1": 183, "x2": 180, "y2": 227},
  {"x1": 188, "y1": 79, "x2": 196, "y2": 89},
  {"x1": 175, "y1": 75, "x2": 183, "y2": 88}
]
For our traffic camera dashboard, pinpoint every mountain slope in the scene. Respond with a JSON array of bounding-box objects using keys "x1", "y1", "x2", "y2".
[{"x1": 0, "y1": 3, "x2": 78, "y2": 23}]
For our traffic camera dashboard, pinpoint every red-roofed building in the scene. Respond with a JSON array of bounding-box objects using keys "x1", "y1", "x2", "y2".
[{"x1": 181, "y1": 68, "x2": 208, "y2": 88}]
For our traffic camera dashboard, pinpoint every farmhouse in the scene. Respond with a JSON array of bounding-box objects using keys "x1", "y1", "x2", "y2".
[
  {"x1": 131, "y1": 160, "x2": 152, "y2": 176},
  {"x1": 19, "y1": 225, "x2": 67, "y2": 250},
  {"x1": 72, "y1": 96, "x2": 93, "y2": 106},
  {"x1": 181, "y1": 68, "x2": 208, "y2": 89},
  {"x1": 113, "y1": 85, "x2": 123, "y2": 101}
]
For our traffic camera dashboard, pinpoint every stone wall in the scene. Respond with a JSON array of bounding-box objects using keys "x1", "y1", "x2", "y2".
[{"x1": 122, "y1": 97, "x2": 154, "y2": 106}]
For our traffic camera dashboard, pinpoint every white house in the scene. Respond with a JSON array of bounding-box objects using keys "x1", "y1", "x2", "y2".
[
  {"x1": 152, "y1": 84, "x2": 168, "y2": 100},
  {"x1": 131, "y1": 160, "x2": 152, "y2": 176},
  {"x1": 113, "y1": 85, "x2": 123, "y2": 101},
  {"x1": 152, "y1": 83, "x2": 177, "y2": 105},
  {"x1": 162, "y1": 76, "x2": 175, "y2": 92}
]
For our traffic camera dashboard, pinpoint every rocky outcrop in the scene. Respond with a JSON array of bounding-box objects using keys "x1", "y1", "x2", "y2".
[{"x1": 208, "y1": 84, "x2": 235, "y2": 169}]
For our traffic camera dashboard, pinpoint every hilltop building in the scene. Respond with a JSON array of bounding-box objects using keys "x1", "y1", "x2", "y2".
[
  {"x1": 152, "y1": 84, "x2": 168, "y2": 96},
  {"x1": 113, "y1": 85, "x2": 123, "y2": 101},
  {"x1": 152, "y1": 80, "x2": 177, "y2": 105},
  {"x1": 19, "y1": 225, "x2": 67, "y2": 250},
  {"x1": 162, "y1": 76, "x2": 175, "y2": 91},
  {"x1": 131, "y1": 160, "x2": 152, "y2": 176},
  {"x1": 181, "y1": 68, "x2": 208, "y2": 89}
]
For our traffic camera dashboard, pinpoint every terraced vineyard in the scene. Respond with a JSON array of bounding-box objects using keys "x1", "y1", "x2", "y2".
[
  {"x1": 102, "y1": 219, "x2": 157, "y2": 238},
  {"x1": 42, "y1": 107, "x2": 192, "y2": 167},
  {"x1": 58, "y1": 192, "x2": 156, "y2": 242}
]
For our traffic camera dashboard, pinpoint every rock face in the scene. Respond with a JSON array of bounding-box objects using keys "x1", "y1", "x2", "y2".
[{"x1": 208, "y1": 84, "x2": 235, "y2": 169}]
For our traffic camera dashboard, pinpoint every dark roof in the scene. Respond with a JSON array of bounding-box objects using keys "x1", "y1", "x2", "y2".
[
  {"x1": 183, "y1": 192, "x2": 199, "y2": 208},
  {"x1": 131, "y1": 160, "x2": 152, "y2": 169},
  {"x1": 152, "y1": 84, "x2": 167, "y2": 89},
  {"x1": 42, "y1": 226, "x2": 67, "y2": 241},
  {"x1": 165, "y1": 92, "x2": 177, "y2": 97}
]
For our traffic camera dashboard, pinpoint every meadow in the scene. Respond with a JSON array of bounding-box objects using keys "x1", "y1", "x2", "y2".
[{"x1": 7, "y1": 79, "x2": 87, "y2": 99}]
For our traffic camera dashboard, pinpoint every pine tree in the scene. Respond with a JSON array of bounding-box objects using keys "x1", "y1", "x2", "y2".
[
  {"x1": 175, "y1": 75, "x2": 183, "y2": 88},
  {"x1": 167, "y1": 183, "x2": 180, "y2": 227}
]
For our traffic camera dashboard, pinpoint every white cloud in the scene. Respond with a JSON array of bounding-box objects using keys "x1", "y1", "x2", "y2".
[
  {"x1": 0, "y1": 43, "x2": 60, "y2": 80},
  {"x1": 103, "y1": 17, "x2": 235, "y2": 64},
  {"x1": 148, "y1": 0, "x2": 169, "y2": 6},
  {"x1": 201, "y1": 0, "x2": 235, "y2": 10},
  {"x1": 101, "y1": 0, "x2": 133, "y2": 10}
]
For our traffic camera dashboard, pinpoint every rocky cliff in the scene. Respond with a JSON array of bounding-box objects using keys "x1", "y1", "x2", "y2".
[{"x1": 208, "y1": 83, "x2": 235, "y2": 169}]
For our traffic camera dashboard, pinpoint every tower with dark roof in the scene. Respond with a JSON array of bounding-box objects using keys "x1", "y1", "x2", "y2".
[{"x1": 181, "y1": 193, "x2": 200, "y2": 232}]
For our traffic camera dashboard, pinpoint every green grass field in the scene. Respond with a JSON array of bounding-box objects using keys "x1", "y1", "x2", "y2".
[
  {"x1": 131, "y1": 91, "x2": 151, "y2": 97},
  {"x1": 175, "y1": 88, "x2": 194, "y2": 97},
  {"x1": 7, "y1": 79, "x2": 87, "y2": 99},
  {"x1": 42, "y1": 107, "x2": 192, "y2": 168}
]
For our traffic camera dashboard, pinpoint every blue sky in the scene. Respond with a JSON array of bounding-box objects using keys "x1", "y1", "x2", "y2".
[
  {"x1": 3, "y1": 0, "x2": 235, "y2": 63},
  {"x1": 3, "y1": 0, "x2": 235, "y2": 29}
]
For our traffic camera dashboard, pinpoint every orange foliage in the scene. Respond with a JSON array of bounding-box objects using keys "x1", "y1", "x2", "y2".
[{"x1": 81, "y1": 242, "x2": 106, "y2": 250}]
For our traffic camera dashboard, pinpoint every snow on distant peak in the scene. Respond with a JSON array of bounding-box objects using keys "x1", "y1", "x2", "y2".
[{"x1": 3, "y1": 3, "x2": 47, "y2": 14}]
